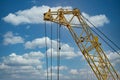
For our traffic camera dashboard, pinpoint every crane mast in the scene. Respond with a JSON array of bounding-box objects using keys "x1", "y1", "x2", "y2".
[{"x1": 44, "y1": 8, "x2": 120, "y2": 80}]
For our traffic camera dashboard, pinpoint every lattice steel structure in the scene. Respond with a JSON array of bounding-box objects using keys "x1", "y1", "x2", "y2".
[{"x1": 44, "y1": 8, "x2": 120, "y2": 80}]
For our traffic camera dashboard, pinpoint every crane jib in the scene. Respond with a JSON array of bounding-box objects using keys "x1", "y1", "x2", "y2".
[{"x1": 43, "y1": 8, "x2": 120, "y2": 80}]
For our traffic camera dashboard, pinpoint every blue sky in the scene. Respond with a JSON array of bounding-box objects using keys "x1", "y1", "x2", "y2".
[{"x1": 0, "y1": 0, "x2": 120, "y2": 80}]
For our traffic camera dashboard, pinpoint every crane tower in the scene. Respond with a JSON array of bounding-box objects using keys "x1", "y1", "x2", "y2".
[{"x1": 44, "y1": 8, "x2": 120, "y2": 80}]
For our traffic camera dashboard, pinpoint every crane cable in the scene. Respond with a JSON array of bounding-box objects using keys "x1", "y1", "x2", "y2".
[
  {"x1": 50, "y1": 22, "x2": 53, "y2": 80},
  {"x1": 81, "y1": 15, "x2": 120, "y2": 56},
  {"x1": 44, "y1": 21, "x2": 48, "y2": 80},
  {"x1": 57, "y1": 24, "x2": 61, "y2": 80},
  {"x1": 83, "y1": 16, "x2": 120, "y2": 79},
  {"x1": 89, "y1": 25, "x2": 120, "y2": 56}
]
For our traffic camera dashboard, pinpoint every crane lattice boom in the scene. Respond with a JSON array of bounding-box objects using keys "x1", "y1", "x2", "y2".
[{"x1": 44, "y1": 8, "x2": 120, "y2": 80}]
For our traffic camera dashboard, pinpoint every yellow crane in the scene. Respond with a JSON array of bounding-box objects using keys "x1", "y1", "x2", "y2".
[{"x1": 44, "y1": 8, "x2": 120, "y2": 80}]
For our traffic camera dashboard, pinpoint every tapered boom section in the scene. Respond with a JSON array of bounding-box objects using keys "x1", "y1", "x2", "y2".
[{"x1": 44, "y1": 8, "x2": 120, "y2": 80}]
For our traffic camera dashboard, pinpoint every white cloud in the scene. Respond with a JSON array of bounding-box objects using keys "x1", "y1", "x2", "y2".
[
  {"x1": 23, "y1": 51, "x2": 44, "y2": 59},
  {"x1": 70, "y1": 69, "x2": 79, "y2": 75},
  {"x1": 48, "y1": 66, "x2": 68, "y2": 71},
  {"x1": 82, "y1": 12, "x2": 109, "y2": 27},
  {"x1": 69, "y1": 68, "x2": 96, "y2": 80},
  {"x1": 3, "y1": 51, "x2": 44, "y2": 66},
  {"x1": 44, "y1": 72, "x2": 63, "y2": 78},
  {"x1": 0, "y1": 51, "x2": 69, "y2": 80},
  {"x1": 25, "y1": 37, "x2": 80, "y2": 59},
  {"x1": 3, "y1": 5, "x2": 109, "y2": 27},
  {"x1": 25, "y1": 37, "x2": 73, "y2": 50},
  {"x1": 67, "y1": 51, "x2": 120, "y2": 80},
  {"x1": 46, "y1": 48, "x2": 78, "y2": 59},
  {"x1": 0, "y1": 51, "x2": 119, "y2": 80},
  {"x1": 0, "y1": 51, "x2": 46, "y2": 80},
  {"x1": 3, "y1": 31, "x2": 24, "y2": 45},
  {"x1": 25, "y1": 37, "x2": 49, "y2": 49},
  {"x1": 107, "y1": 51, "x2": 120, "y2": 68},
  {"x1": 3, "y1": 5, "x2": 72, "y2": 25},
  {"x1": 0, "y1": 63, "x2": 10, "y2": 69}
]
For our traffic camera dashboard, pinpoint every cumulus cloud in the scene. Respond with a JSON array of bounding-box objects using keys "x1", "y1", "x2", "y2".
[
  {"x1": 82, "y1": 12, "x2": 109, "y2": 27},
  {"x1": 0, "y1": 51, "x2": 70, "y2": 80},
  {"x1": 0, "y1": 51, "x2": 45, "y2": 80},
  {"x1": 3, "y1": 5, "x2": 72, "y2": 25},
  {"x1": 3, "y1": 51, "x2": 44, "y2": 66},
  {"x1": 69, "y1": 68, "x2": 96, "y2": 80},
  {"x1": 3, "y1": 5, "x2": 109, "y2": 27},
  {"x1": 107, "y1": 51, "x2": 120, "y2": 71},
  {"x1": 0, "y1": 51, "x2": 119, "y2": 80},
  {"x1": 3, "y1": 31, "x2": 24, "y2": 45},
  {"x1": 47, "y1": 48, "x2": 79, "y2": 59},
  {"x1": 25, "y1": 37, "x2": 80, "y2": 59},
  {"x1": 70, "y1": 69, "x2": 79, "y2": 75},
  {"x1": 67, "y1": 51, "x2": 120, "y2": 80},
  {"x1": 48, "y1": 66, "x2": 68, "y2": 71},
  {"x1": 25, "y1": 37, "x2": 49, "y2": 49}
]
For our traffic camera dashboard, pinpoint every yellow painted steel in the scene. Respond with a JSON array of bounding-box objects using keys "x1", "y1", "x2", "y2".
[{"x1": 44, "y1": 8, "x2": 120, "y2": 80}]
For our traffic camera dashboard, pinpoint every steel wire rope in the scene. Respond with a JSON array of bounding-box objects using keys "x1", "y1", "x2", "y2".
[
  {"x1": 81, "y1": 15, "x2": 120, "y2": 79},
  {"x1": 88, "y1": 24, "x2": 120, "y2": 56},
  {"x1": 81, "y1": 15, "x2": 120, "y2": 56},
  {"x1": 61, "y1": 27, "x2": 77, "y2": 49},
  {"x1": 83, "y1": 15, "x2": 120, "y2": 51},
  {"x1": 44, "y1": 21, "x2": 49, "y2": 80},
  {"x1": 56, "y1": 24, "x2": 61, "y2": 80},
  {"x1": 50, "y1": 22, "x2": 53, "y2": 80}
]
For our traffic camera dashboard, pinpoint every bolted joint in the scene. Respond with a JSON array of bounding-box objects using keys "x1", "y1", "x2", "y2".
[{"x1": 73, "y1": 8, "x2": 81, "y2": 16}]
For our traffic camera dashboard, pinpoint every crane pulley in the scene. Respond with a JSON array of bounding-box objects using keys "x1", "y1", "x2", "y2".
[{"x1": 44, "y1": 8, "x2": 120, "y2": 80}]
